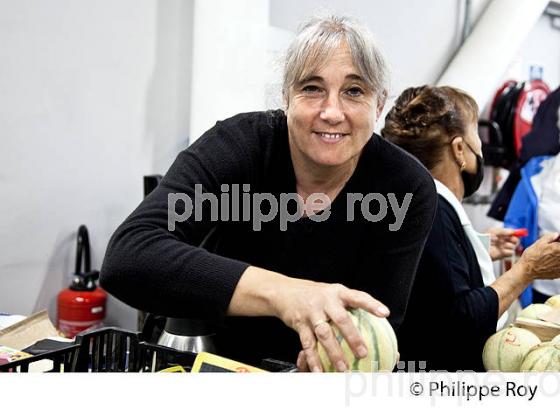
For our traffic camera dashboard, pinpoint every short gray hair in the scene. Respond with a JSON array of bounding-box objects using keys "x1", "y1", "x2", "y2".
[{"x1": 282, "y1": 15, "x2": 390, "y2": 106}]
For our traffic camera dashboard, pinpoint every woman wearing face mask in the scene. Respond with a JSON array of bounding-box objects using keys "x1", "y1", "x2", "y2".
[{"x1": 382, "y1": 85, "x2": 560, "y2": 372}]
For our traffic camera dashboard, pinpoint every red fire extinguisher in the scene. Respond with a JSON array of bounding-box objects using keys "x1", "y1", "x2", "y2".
[{"x1": 57, "y1": 225, "x2": 107, "y2": 338}]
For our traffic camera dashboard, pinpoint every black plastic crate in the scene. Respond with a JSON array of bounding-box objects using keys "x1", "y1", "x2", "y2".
[
  {"x1": 0, "y1": 343, "x2": 79, "y2": 373},
  {"x1": 74, "y1": 327, "x2": 143, "y2": 372},
  {"x1": 0, "y1": 327, "x2": 295, "y2": 373}
]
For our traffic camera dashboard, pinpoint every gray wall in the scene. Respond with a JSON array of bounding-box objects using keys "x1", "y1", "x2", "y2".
[{"x1": 0, "y1": 0, "x2": 194, "y2": 329}]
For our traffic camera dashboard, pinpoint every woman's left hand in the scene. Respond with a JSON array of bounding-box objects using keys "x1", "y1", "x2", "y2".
[{"x1": 487, "y1": 227, "x2": 520, "y2": 261}]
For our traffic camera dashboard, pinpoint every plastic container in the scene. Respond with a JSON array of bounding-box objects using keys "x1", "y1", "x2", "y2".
[
  {"x1": 0, "y1": 343, "x2": 79, "y2": 373},
  {"x1": 0, "y1": 327, "x2": 295, "y2": 373}
]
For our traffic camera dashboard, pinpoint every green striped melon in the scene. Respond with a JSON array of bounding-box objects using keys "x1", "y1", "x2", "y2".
[
  {"x1": 316, "y1": 308, "x2": 398, "y2": 372},
  {"x1": 517, "y1": 303, "x2": 554, "y2": 320},
  {"x1": 545, "y1": 295, "x2": 560, "y2": 309},
  {"x1": 520, "y1": 341, "x2": 560, "y2": 371},
  {"x1": 482, "y1": 327, "x2": 541, "y2": 372}
]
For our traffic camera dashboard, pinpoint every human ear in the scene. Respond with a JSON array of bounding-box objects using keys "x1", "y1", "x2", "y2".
[
  {"x1": 375, "y1": 92, "x2": 386, "y2": 118},
  {"x1": 376, "y1": 102, "x2": 385, "y2": 119},
  {"x1": 451, "y1": 136, "x2": 465, "y2": 167}
]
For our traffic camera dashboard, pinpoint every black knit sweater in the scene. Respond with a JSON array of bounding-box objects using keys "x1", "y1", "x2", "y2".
[
  {"x1": 398, "y1": 196, "x2": 499, "y2": 371},
  {"x1": 101, "y1": 110, "x2": 437, "y2": 365}
]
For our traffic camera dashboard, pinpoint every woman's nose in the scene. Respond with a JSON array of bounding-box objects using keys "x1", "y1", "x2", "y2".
[{"x1": 319, "y1": 93, "x2": 345, "y2": 124}]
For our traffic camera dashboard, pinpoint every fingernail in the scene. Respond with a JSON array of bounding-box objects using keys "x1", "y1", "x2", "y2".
[
  {"x1": 336, "y1": 361, "x2": 347, "y2": 372},
  {"x1": 357, "y1": 346, "x2": 368, "y2": 358},
  {"x1": 377, "y1": 306, "x2": 390, "y2": 316},
  {"x1": 312, "y1": 366, "x2": 321, "y2": 373}
]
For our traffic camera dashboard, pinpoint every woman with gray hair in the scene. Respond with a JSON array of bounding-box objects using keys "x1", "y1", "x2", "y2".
[{"x1": 101, "y1": 15, "x2": 436, "y2": 371}]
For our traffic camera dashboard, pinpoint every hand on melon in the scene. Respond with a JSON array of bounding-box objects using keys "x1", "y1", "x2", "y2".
[
  {"x1": 228, "y1": 267, "x2": 390, "y2": 372},
  {"x1": 270, "y1": 278, "x2": 390, "y2": 373}
]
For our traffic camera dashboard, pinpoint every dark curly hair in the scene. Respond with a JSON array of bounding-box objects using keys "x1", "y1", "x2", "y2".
[{"x1": 381, "y1": 85, "x2": 478, "y2": 170}]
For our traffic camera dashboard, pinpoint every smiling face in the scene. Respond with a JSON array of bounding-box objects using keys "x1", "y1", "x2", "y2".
[{"x1": 285, "y1": 42, "x2": 381, "y2": 172}]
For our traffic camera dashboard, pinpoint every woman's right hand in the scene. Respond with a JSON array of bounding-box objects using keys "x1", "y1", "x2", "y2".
[
  {"x1": 269, "y1": 277, "x2": 390, "y2": 373},
  {"x1": 228, "y1": 266, "x2": 390, "y2": 372},
  {"x1": 518, "y1": 233, "x2": 560, "y2": 281}
]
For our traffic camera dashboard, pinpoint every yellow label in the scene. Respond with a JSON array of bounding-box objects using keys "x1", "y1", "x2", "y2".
[
  {"x1": 191, "y1": 352, "x2": 266, "y2": 373},
  {"x1": 158, "y1": 365, "x2": 187, "y2": 373}
]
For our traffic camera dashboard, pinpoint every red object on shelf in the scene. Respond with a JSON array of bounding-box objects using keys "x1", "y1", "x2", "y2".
[{"x1": 57, "y1": 226, "x2": 107, "y2": 338}]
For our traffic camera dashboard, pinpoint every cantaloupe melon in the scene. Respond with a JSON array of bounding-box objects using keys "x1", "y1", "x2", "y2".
[
  {"x1": 520, "y1": 342, "x2": 560, "y2": 371},
  {"x1": 316, "y1": 308, "x2": 398, "y2": 372},
  {"x1": 545, "y1": 295, "x2": 560, "y2": 309},
  {"x1": 517, "y1": 303, "x2": 554, "y2": 320},
  {"x1": 482, "y1": 327, "x2": 541, "y2": 372}
]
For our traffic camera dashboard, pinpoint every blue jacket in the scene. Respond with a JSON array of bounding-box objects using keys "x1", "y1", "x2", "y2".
[{"x1": 504, "y1": 155, "x2": 553, "y2": 306}]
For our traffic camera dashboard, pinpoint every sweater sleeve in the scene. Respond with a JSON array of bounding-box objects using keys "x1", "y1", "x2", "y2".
[
  {"x1": 100, "y1": 116, "x2": 261, "y2": 320},
  {"x1": 432, "y1": 200, "x2": 499, "y2": 336}
]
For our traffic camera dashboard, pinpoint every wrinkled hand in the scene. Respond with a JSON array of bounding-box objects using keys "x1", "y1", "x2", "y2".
[
  {"x1": 270, "y1": 278, "x2": 390, "y2": 372},
  {"x1": 518, "y1": 233, "x2": 560, "y2": 280},
  {"x1": 487, "y1": 227, "x2": 520, "y2": 261}
]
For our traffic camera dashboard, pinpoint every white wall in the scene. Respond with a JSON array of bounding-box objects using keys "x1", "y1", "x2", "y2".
[
  {"x1": 507, "y1": 13, "x2": 560, "y2": 91},
  {"x1": 189, "y1": 1, "x2": 265, "y2": 141},
  {"x1": 1, "y1": 0, "x2": 559, "y2": 330},
  {"x1": 0, "y1": 0, "x2": 194, "y2": 329},
  {"x1": 149, "y1": 0, "x2": 194, "y2": 174},
  {"x1": 270, "y1": 0, "x2": 491, "y2": 110}
]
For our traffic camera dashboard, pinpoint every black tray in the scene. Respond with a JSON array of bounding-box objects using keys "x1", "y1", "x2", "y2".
[{"x1": 0, "y1": 327, "x2": 295, "y2": 373}]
